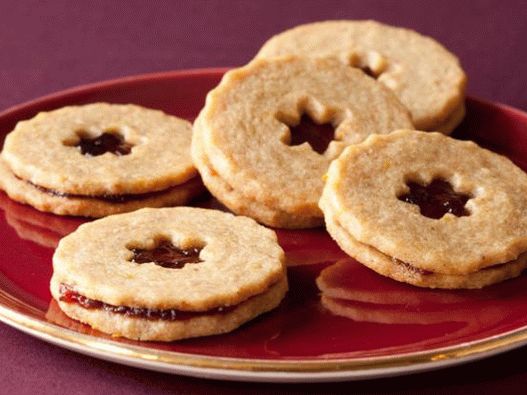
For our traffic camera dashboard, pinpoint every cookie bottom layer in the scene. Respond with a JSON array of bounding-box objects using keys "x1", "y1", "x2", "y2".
[
  {"x1": 321, "y1": 201, "x2": 527, "y2": 288},
  {"x1": 192, "y1": 128, "x2": 323, "y2": 229},
  {"x1": 53, "y1": 276, "x2": 288, "y2": 341},
  {"x1": 0, "y1": 158, "x2": 204, "y2": 217}
]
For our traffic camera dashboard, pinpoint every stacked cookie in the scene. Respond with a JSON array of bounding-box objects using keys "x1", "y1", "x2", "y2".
[
  {"x1": 192, "y1": 56, "x2": 413, "y2": 228},
  {"x1": 256, "y1": 20, "x2": 467, "y2": 134},
  {"x1": 192, "y1": 20, "x2": 467, "y2": 229},
  {"x1": 320, "y1": 130, "x2": 527, "y2": 289},
  {"x1": 51, "y1": 207, "x2": 287, "y2": 341},
  {"x1": 0, "y1": 103, "x2": 204, "y2": 217},
  {"x1": 191, "y1": 20, "x2": 527, "y2": 289}
]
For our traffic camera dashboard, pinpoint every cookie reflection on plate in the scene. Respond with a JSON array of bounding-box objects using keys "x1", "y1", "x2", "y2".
[
  {"x1": 277, "y1": 230, "x2": 348, "y2": 267},
  {"x1": 317, "y1": 259, "x2": 523, "y2": 327},
  {"x1": 0, "y1": 191, "x2": 82, "y2": 248}
]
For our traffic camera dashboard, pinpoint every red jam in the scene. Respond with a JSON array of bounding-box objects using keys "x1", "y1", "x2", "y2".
[
  {"x1": 394, "y1": 258, "x2": 433, "y2": 275},
  {"x1": 28, "y1": 181, "x2": 176, "y2": 202},
  {"x1": 58, "y1": 284, "x2": 234, "y2": 321},
  {"x1": 25, "y1": 177, "x2": 199, "y2": 203},
  {"x1": 287, "y1": 115, "x2": 335, "y2": 154},
  {"x1": 73, "y1": 131, "x2": 133, "y2": 156},
  {"x1": 130, "y1": 240, "x2": 203, "y2": 269},
  {"x1": 398, "y1": 179, "x2": 471, "y2": 219}
]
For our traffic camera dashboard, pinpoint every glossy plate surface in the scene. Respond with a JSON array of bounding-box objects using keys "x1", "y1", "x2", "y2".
[{"x1": 0, "y1": 69, "x2": 527, "y2": 382}]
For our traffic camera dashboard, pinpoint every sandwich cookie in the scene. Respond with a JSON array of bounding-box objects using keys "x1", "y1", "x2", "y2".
[
  {"x1": 0, "y1": 103, "x2": 203, "y2": 217},
  {"x1": 51, "y1": 207, "x2": 288, "y2": 341},
  {"x1": 320, "y1": 130, "x2": 527, "y2": 288}
]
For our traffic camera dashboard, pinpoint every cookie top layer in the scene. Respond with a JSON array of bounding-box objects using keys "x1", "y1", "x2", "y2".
[
  {"x1": 2, "y1": 103, "x2": 196, "y2": 195},
  {"x1": 52, "y1": 207, "x2": 286, "y2": 310},
  {"x1": 256, "y1": 20, "x2": 467, "y2": 132},
  {"x1": 323, "y1": 130, "x2": 527, "y2": 274},
  {"x1": 194, "y1": 56, "x2": 413, "y2": 219}
]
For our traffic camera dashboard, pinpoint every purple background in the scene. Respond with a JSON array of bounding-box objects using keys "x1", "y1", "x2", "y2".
[{"x1": 1, "y1": 0, "x2": 527, "y2": 394}]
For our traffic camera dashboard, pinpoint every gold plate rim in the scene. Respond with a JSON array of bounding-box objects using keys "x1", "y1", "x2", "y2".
[{"x1": 1, "y1": 291, "x2": 527, "y2": 375}]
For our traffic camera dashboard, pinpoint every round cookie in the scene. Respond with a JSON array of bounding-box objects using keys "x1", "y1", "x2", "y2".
[
  {"x1": 1, "y1": 103, "x2": 203, "y2": 216},
  {"x1": 192, "y1": 56, "x2": 413, "y2": 228},
  {"x1": 320, "y1": 130, "x2": 527, "y2": 288},
  {"x1": 256, "y1": 20, "x2": 467, "y2": 134},
  {"x1": 50, "y1": 207, "x2": 287, "y2": 341}
]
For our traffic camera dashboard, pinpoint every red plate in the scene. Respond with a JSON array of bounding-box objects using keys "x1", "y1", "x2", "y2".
[{"x1": 1, "y1": 69, "x2": 527, "y2": 382}]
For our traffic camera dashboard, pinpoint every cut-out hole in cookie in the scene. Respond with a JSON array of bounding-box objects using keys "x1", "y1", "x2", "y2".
[
  {"x1": 66, "y1": 129, "x2": 133, "y2": 157},
  {"x1": 398, "y1": 179, "x2": 471, "y2": 219},
  {"x1": 128, "y1": 239, "x2": 204, "y2": 269},
  {"x1": 349, "y1": 52, "x2": 387, "y2": 80},
  {"x1": 282, "y1": 114, "x2": 335, "y2": 155}
]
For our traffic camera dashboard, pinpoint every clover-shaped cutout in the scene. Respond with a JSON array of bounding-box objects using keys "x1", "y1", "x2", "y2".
[
  {"x1": 128, "y1": 238, "x2": 204, "y2": 269},
  {"x1": 398, "y1": 179, "x2": 472, "y2": 219},
  {"x1": 65, "y1": 128, "x2": 133, "y2": 157},
  {"x1": 276, "y1": 99, "x2": 340, "y2": 155}
]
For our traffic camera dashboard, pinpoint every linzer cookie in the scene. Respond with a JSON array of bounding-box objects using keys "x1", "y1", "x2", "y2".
[
  {"x1": 256, "y1": 20, "x2": 467, "y2": 134},
  {"x1": 0, "y1": 103, "x2": 203, "y2": 217},
  {"x1": 192, "y1": 56, "x2": 413, "y2": 228},
  {"x1": 50, "y1": 207, "x2": 287, "y2": 341},
  {"x1": 320, "y1": 130, "x2": 527, "y2": 288}
]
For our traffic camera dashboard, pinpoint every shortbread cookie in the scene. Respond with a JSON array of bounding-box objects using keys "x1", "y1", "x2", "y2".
[
  {"x1": 51, "y1": 207, "x2": 287, "y2": 341},
  {"x1": 320, "y1": 130, "x2": 527, "y2": 288},
  {"x1": 256, "y1": 20, "x2": 467, "y2": 134},
  {"x1": 1, "y1": 103, "x2": 203, "y2": 216},
  {"x1": 192, "y1": 56, "x2": 413, "y2": 228}
]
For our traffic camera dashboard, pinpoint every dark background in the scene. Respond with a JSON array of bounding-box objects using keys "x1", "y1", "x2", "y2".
[{"x1": 1, "y1": 1, "x2": 527, "y2": 394}]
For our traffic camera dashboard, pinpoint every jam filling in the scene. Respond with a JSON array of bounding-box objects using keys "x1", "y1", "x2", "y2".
[
  {"x1": 58, "y1": 284, "x2": 234, "y2": 321},
  {"x1": 398, "y1": 179, "x2": 471, "y2": 219},
  {"x1": 27, "y1": 180, "x2": 180, "y2": 203},
  {"x1": 393, "y1": 258, "x2": 433, "y2": 276},
  {"x1": 286, "y1": 114, "x2": 335, "y2": 154},
  {"x1": 68, "y1": 131, "x2": 133, "y2": 157},
  {"x1": 129, "y1": 240, "x2": 203, "y2": 269}
]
